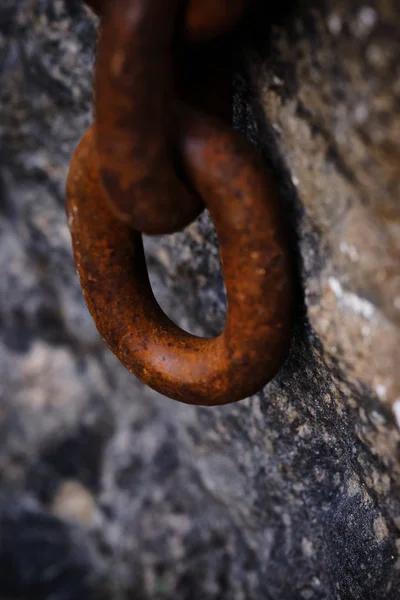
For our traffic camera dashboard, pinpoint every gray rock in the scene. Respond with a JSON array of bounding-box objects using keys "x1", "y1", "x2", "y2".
[{"x1": 0, "y1": 1, "x2": 399, "y2": 599}]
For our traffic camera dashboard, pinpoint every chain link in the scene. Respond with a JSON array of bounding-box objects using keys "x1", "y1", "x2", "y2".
[{"x1": 66, "y1": 0, "x2": 293, "y2": 405}]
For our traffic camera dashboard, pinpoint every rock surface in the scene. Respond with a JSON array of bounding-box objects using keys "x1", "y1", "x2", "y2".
[{"x1": 0, "y1": 1, "x2": 399, "y2": 599}]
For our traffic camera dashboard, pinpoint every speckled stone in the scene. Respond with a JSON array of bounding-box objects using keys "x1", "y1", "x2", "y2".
[{"x1": 0, "y1": 1, "x2": 399, "y2": 599}]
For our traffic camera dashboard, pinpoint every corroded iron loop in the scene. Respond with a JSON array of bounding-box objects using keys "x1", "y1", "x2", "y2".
[
  {"x1": 93, "y1": 0, "x2": 248, "y2": 234},
  {"x1": 67, "y1": 118, "x2": 292, "y2": 405},
  {"x1": 66, "y1": 0, "x2": 293, "y2": 405}
]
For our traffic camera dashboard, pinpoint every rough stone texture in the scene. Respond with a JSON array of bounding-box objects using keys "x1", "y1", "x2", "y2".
[
  {"x1": 0, "y1": 1, "x2": 399, "y2": 599},
  {"x1": 248, "y1": 0, "x2": 400, "y2": 412}
]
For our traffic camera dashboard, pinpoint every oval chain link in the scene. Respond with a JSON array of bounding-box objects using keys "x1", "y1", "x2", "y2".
[{"x1": 66, "y1": 0, "x2": 293, "y2": 405}]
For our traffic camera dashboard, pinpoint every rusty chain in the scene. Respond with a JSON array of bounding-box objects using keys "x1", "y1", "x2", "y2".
[{"x1": 66, "y1": 0, "x2": 293, "y2": 405}]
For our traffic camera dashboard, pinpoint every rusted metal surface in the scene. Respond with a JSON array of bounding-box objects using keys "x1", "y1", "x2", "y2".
[
  {"x1": 85, "y1": 0, "x2": 248, "y2": 41},
  {"x1": 67, "y1": 117, "x2": 292, "y2": 405},
  {"x1": 94, "y1": 0, "x2": 246, "y2": 234},
  {"x1": 95, "y1": 0, "x2": 200, "y2": 233},
  {"x1": 66, "y1": 0, "x2": 293, "y2": 405}
]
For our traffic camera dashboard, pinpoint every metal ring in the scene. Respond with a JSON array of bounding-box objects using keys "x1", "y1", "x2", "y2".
[
  {"x1": 66, "y1": 116, "x2": 292, "y2": 405},
  {"x1": 93, "y1": 0, "x2": 248, "y2": 234}
]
